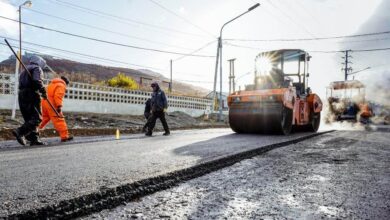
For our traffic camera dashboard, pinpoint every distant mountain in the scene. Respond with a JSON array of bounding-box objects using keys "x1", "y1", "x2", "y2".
[
  {"x1": 137, "y1": 69, "x2": 165, "y2": 78},
  {"x1": 0, "y1": 52, "x2": 210, "y2": 97}
]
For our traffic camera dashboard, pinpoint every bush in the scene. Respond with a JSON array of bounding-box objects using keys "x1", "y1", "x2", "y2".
[{"x1": 107, "y1": 73, "x2": 139, "y2": 90}]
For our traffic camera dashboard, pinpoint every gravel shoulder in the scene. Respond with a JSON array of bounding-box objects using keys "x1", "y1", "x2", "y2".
[
  {"x1": 0, "y1": 110, "x2": 227, "y2": 141},
  {"x1": 87, "y1": 130, "x2": 390, "y2": 219}
]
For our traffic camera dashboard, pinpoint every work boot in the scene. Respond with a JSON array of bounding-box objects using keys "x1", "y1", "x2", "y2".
[
  {"x1": 12, "y1": 129, "x2": 26, "y2": 146},
  {"x1": 25, "y1": 132, "x2": 36, "y2": 142},
  {"x1": 163, "y1": 131, "x2": 170, "y2": 136},
  {"x1": 61, "y1": 136, "x2": 74, "y2": 142},
  {"x1": 145, "y1": 131, "x2": 152, "y2": 137},
  {"x1": 30, "y1": 139, "x2": 47, "y2": 146}
]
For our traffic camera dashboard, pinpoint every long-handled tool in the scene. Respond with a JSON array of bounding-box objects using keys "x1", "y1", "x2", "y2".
[{"x1": 4, "y1": 38, "x2": 64, "y2": 118}]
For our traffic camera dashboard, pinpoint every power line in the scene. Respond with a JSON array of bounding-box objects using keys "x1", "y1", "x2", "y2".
[
  {"x1": 0, "y1": 16, "x2": 215, "y2": 58},
  {"x1": 223, "y1": 41, "x2": 390, "y2": 53},
  {"x1": 147, "y1": 0, "x2": 215, "y2": 37},
  {"x1": 1, "y1": 39, "x2": 213, "y2": 80},
  {"x1": 24, "y1": 8, "x2": 195, "y2": 51},
  {"x1": 173, "y1": 40, "x2": 217, "y2": 61},
  {"x1": 224, "y1": 36, "x2": 390, "y2": 51},
  {"x1": 46, "y1": 0, "x2": 209, "y2": 39},
  {"x1": 0, "y1": 42, "x2": 123, "y2": 67},
  {"x1": 225, "y1": 30, "x2": 390, "y2": 42},
  {"x1": 353, "y1": 47, "x2": 390, "y2": 52},
  {"x1": 0, "y1": 41, "x2": 166, "y2": 71},
  {"x1": 264, "y1": 0, "x2": 317, "y2": 38}
]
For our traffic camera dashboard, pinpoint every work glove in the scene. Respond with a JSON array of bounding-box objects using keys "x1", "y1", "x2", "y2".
[{"x1": 163, "y1": 108, "x2": 167, "y2": 113}]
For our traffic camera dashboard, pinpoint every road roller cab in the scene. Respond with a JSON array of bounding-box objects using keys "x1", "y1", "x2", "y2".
[{"x1": 228, "y1": 49, "x2": 322, "y2": 135}]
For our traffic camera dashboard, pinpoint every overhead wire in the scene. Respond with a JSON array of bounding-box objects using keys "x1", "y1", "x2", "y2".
[
  {"x1": 173, "y1": 40, "x2": 217, "y2": 61},
  {"x1": 24, "y1": 8, "x2": 195, "y2": 51},
  {"x1": 1, "y1": 40, "x2": 216, "y2": 82},
  {"x1": 264, "y1": 0, "x2": 317, "y2": 38},
  {"x1": 46, "y1": 0, "x2": 210, "y2": 39},
  {"x1": 225, "y1": 30, "x2": 390, "y2": 42},
  {"x1": 0, "y1": 41, "x2": 165, "y2": 70},
  {"x1": 0, "y1": 16, "x2": 215, "y2": 58},
  {"x1": 147, "y1": 0, "x2": 215, "y2": 38},
  {"x1": 223, "y1": 41, "x2": 390, "y2": 53}
]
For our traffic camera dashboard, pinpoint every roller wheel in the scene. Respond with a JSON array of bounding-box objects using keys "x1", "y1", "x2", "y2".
[
  {"x1": 280, "y1": 107, "x2": 293, "y2": 135},
  {"x1": 229, "y1": 112, "x2": 244, "y2": 133},
  {"x1": 308, "y1": 112, "x2": 321, "y2": 132}
]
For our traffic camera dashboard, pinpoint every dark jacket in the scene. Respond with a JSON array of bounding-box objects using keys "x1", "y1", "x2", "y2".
[
  {"x1": 19, "y1": 56, "x2": 46, "y2": 96},
  {"x1": 144, "y1": 98, "x2": 151, "y2": 118},
  {"x1": 19, "y1": 64, "x2": 45, "y2": 94},
  {"x1": 150, "y1": 84, "x2": 168, "y2": 112}
]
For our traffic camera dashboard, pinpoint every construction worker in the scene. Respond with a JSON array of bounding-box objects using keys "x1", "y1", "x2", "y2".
[
  {"x1": 12, "y1": 55, "x2": 47, "y2": 146},
  {"x1": 146, "y1": 82, "x2": 170, "y2": 136},
  {"x1": 142, "y1": 98, "x2": 151, "y2": 132},
  {"x1": 39, "y1": 76, "x2": 73, "y2": 142}
]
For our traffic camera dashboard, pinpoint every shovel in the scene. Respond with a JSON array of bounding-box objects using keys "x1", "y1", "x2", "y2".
[{"x1": 4, "y1": 38, "x2": 64, "y2": 118}]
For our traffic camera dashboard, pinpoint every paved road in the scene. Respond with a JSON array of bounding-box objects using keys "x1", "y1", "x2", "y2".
[
  {"x1": 87, "y1": 130, "x2": 390, "y2": 219},
  {"x1": 0, "y1": 128, "x2": 316, "y2": 217}
]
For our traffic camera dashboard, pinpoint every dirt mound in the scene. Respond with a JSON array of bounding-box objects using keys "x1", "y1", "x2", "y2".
[{"x1": 0, "y1": 110, "x2": 228, "y2": 141}]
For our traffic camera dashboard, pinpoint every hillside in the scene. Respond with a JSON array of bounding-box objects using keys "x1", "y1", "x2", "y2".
[{"x1": 0, "y1": 53, "x2": 210, "y2": 97}]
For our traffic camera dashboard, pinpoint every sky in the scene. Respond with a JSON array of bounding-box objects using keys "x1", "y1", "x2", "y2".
[{"x1": 0, "y1": 0, "x2": 389, "y2": 101}]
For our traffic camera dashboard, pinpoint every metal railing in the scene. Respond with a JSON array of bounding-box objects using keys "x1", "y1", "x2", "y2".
[{"x1": 0, "y1": 73, "x2": 210, "y2": 111}]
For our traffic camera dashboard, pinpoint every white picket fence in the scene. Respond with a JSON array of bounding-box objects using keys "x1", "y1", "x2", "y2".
[{"x1": 0, "y1": 73, "x2": 211, "y2": 117}]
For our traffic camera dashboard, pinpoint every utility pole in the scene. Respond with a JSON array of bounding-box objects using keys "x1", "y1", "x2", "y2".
[
  {"x1": 211, "y1": 39, "x2": 221, "y2": 112},
  {"x1": 341, "y1": 50, "x2": 353, "y2": 81},
  {"x1": 211, "y1": 3, "x2": 260, "y2": 121},
  {"x1": 228, "y1": 58, "x2": 236, "y2": 94},
  {"x1": 169, "y1": 59, "x2": 172, "y2": 93}
]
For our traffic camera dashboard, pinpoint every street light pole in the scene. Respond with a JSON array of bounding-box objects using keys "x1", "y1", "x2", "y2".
[
  {"x1": 212, "y1": 3, "x2": 260, "y2": 121},
  {"x1": 18, "y1": 1, "x2": 32, "y2": 64},
  {"x1": 12, "y1": 1, "x2": 32, "y2": 119}
]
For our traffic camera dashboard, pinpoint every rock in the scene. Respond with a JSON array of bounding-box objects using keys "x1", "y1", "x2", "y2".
[
  {"x1": 131, "y1": 213, "x2": 143, "y2": 218},
  {"x1": 159, "y1": 212, "x2": 171, "y2": 218}
]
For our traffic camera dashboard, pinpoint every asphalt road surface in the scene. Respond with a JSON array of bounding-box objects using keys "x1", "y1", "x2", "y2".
[
  {"x1": 85, "y1": 130, "x2": 390, "y2": 219},
  {"x1": 0, "y1": 128, "x2": 316, "y2": 217}
]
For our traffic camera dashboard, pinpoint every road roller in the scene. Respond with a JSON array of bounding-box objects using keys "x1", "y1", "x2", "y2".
[
  {"x1": 227, "y1": 49, "x2": 323, "y2": 135},
  {"x1": 326, "y1": 80, "x2": 373, "y2": 123}
]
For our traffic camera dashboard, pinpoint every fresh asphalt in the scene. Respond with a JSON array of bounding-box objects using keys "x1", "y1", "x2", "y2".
[
  {"x1": 0, "y1": 128, "x2": 317, "y2": 217},
  {"x1": 87, "y1": 130, "x2": 390, "y2": 219}
]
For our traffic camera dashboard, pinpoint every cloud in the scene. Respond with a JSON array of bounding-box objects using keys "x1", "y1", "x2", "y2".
[{"x1": 0, "y1": 0, "x2": 18, "y2": 37}]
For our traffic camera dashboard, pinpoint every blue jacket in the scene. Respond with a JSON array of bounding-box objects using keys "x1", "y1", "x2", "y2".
[{"x1": 151, "y1": 84, "x2": 168, "y2": 112}]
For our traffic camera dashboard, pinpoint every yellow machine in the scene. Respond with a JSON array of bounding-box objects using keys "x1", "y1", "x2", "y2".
[{"x1": 228, "y1": 49, "x2": 323, "y2": 135}]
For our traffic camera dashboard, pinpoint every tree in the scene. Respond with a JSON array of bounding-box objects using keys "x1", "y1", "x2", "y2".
[{"x1": 107, "y1": 73, "x2": 139, "y2": 90}]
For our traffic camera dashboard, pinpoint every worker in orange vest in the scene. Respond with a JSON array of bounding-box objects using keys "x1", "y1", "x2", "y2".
[{"x1": 39, "y1": 76, "x2": 73, "y2": 142}]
